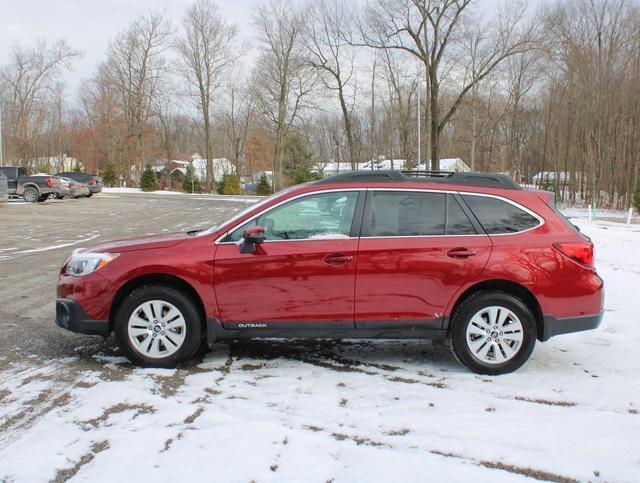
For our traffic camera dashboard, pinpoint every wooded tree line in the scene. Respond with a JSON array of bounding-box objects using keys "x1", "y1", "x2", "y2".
[{"x1": 0, "y1": 0, "x2": 638, "y2": 207}]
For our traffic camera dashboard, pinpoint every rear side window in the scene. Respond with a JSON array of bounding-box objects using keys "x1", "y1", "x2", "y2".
[
  {"x1": 447, "y1": 196, "x2": 478, "y2": 235},
  {"x1": 370, "y1": 192, "x2": 446, "y2": 236},
  {"x1": 462, "y1": 195, "x2": 540, "y2": 234}
]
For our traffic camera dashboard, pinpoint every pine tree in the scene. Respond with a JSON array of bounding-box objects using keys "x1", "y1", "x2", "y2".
[
  {"x1": 221, "y1": 174, "x2": 243, "y2": 195},
  {"x1": 140, "y1": 164, "x2": 157, "y2": 192},
  {"x1": 102, "y1": 163, "x2": 118, "y2": 187},
  {"x1": 256, "y1": 174, "x2": 271, "y2": 196},
  {"x1": 182, "y1": 162, "x2": 201, "y2": 193},
  {"x1": 634, "y1": 184, "x2": 640, "y2": 212}
]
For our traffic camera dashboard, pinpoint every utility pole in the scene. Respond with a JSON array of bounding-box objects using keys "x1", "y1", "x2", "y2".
[
  {"x1": 0, "y1": 99, "x2": 4, "y2": 166},
  {"x1": 417, "y1": 79, "x2": 421, "y2": 167}
]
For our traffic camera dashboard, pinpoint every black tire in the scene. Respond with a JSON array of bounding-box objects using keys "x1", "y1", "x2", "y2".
[
  {"x1": 448, "y1": 291, "x2": 536, "y2": 375},
  {"x1": 23, "y1": 187, "x2": 39, "y2": 203},
  {"x1": 114, "y1": 285, "x2": 202, "y2": 368},
  {"x1": 87, "y1": 193, "x2": 93, "y2": 197},
  {"x1": 37, "y1": 194, "x2": 48, "y2": 202}
]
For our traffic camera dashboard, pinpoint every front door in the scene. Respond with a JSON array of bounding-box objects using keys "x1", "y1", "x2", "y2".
[
  {"x1": 355, "y1": 190, "x2": 492, "y2": 329},
  {"x1": 214, "y1": 190, "x2": 363, "y2": 328}
]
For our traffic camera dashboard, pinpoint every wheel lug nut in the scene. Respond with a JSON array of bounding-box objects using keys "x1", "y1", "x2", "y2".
[
  {"x1": 487, "y1": 337, "x2": 492, "y2": 341},
  {"x1": 161, "y1": 332, "x2": 165, "y2": 335},
  {"x1": 499, "y1": 331, "x2": 503, "y2": 335},
  {"x1": 162, "y1": 323, "x2": 165, "y2": 327},
  {"x1": 153, "y1": 333, "x2": 157, "y2": 337}
]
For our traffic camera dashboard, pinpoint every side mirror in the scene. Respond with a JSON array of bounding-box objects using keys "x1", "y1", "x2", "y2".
[
  {"x1": 244, "y1": 225, "x2": 265, "y2": 244},
  {"x1": 239, "y1": 225, "x2": 265, "y2": 253}
]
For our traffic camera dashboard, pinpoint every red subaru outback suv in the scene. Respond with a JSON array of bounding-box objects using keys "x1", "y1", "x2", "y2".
[{"x1": 56, "y1": 171, "x2": 603, "y2": 374}]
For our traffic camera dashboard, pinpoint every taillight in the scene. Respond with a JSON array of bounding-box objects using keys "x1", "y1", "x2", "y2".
[
  {"x1": 45, "y1": 177, "x2": 53, "y2": 187},
  {"x1": 553, "y1": 242, "x2": 594, "y2": 268},
  {"x1": 89, "y1": 179, "x2": 96, "y2": 185}
]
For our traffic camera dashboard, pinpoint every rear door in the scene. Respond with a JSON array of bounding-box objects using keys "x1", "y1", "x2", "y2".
[
  {"x1": 214, "y1": 190, "x2": 364, "y2": 328},
  {"x1": 355, "y1": 189, "x2": 492, "y2": 329}
]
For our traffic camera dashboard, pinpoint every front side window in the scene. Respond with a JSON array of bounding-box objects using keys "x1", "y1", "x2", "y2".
[
  {"x1": 369, "y1": 191, "x2": 446, "y2": 236},
  {"x1": 223, "y1": 191, "x2": 359, "y2": 242},
  {"x1": 462, "y1": 195, "x2": 541, "y2": 234}
]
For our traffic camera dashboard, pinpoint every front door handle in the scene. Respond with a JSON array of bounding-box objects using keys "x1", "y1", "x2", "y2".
[
  {"x1": 447, "y1": 247, "x2": 476, "y2": 259},
  {"x1": 324, "y1": 253, "x2": 353, "y2": 265}
]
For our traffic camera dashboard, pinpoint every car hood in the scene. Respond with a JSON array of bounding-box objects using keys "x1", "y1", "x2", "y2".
[{"x1": 86, "y1": 232, "x2": 192, "y2": 253}]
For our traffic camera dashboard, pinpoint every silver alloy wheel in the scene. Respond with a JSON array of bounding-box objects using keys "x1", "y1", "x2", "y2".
[
  {"x1": 127, "y1": 300, "x2": 187, "y2": 359},
  {"x1": 465, "y1": 306, "x2": 524, "y2": 365},
  {"x1": 23, "y1": 188, "x2": 37, "y2": 202}
]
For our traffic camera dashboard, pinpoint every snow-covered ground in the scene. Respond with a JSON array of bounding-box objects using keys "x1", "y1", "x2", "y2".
[
  {"x1": 0, "y1": 210, "x2": 639, "y2": 482},
  {"x1": 101, "y1": 187, "x2": 263, "y2": 204}
]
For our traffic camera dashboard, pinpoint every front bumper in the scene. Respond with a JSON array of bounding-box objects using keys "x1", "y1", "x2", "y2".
[
  {"x1": 541, "y1": 312, "x2": 603, "y2": 341},
  {"x1": 55, "y1": 298, "x2": 109, "y2": 337}
]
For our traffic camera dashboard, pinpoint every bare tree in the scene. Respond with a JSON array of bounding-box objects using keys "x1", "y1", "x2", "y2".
[
  {"x1": 106, "y1": 12, "x2": 170, "y2": 184},
  {"x1": 0, "y1": 39, "x2": 80, "y2": 164},
  {"x1": 221, "y1": 74, "x2": 254, "y2": 175},
  {"x1": 302, "y1": 0, "x2": 359, "y2": 169},
  {"x1": 254, "y1": 0, "x2": 317, "y2": 190},
  {"x1": 176, "y1": 0, "x2": 240, "y2": 192},
  {"x1": 359, "y1": 0, "x2": 537, "y2": 169}
]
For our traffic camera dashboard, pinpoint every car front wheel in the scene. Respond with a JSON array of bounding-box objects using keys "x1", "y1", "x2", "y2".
[
  {"x1": 448, "y1": 291, "x2": 536, "y2": 375},
  {"x1": 114, "y1": 285, "x2": 203, "y2": 368}
]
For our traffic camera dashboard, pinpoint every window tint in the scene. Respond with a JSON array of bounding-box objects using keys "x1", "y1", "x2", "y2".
[
  {"x1": 370, "y1": 192, "x2": 445, "y2": 236},
  {"x1": 447, "y1": 196, "x2": 477, "y2": 235},
  {"x1": 462, "y1": 195, "x2": 540, "y2": 234},
  {"x1": 224, "y1": 191, "x2": 358, "y2": 242}
]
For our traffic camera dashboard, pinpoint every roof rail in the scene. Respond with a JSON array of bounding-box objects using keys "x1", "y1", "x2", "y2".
[
  {"x1": 312, "y1": 170, "x2": 522, "y2": 190},
  {"x1": 403, "y1": 170, "x2": 454, "y2": 178}
]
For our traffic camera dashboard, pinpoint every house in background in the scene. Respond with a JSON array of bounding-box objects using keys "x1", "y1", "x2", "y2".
[
  {"x1": 168, "y1": 155, "x2": 235, "y2": 189},
  {"x1": 32, "y1": 154, "x2": 83, "y2": 173},
  {"x1": 532, "y1": 171, "x2": 571, "y2": 188},
  {"x1": 313, "y1": 158, "x2": 471, "y2": 178}
]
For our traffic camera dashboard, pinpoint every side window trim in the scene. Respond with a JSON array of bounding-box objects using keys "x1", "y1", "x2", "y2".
[
  {"x1": 216, "y1": 189, "x2": 365, "y2": 244},
  {"x1": 458, "y1": 192, "x2": 545, "y2": 235},
  {"x1": 349, "y1": 190, "x2": 367, "y2": 238}
]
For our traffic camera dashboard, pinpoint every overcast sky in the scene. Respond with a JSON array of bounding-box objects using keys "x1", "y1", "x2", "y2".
[{"x1": 0, "y1": 0, "x2": 544, "y2": 97}]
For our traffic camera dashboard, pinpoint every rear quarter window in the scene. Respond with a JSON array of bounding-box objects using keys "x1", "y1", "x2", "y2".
[{"x1": 462, "y1": 195, "x2": 541, "y2": 234}]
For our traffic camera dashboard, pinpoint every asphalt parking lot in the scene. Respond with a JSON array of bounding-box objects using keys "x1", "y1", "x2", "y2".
[
  {"x1": 0, "y1": 193, "x2": 255, "y2": 361},
  {"x1": 1, "y1": 194, "x2": 638, "y2": 482}
]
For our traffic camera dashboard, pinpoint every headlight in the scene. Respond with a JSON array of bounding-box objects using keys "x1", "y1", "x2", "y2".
[{"x1": 65, "y1": 252, "x2": 119, "y2": 276}]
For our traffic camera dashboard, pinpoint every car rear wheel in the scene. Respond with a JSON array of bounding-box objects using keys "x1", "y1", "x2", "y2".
[
  {"x1": 448, "y1": 291, "x2": 536, "y2": 375},
  {"x1": 23, "y1": 187, "x2": 38, "y2": 203},
  {"x1": 114, "y1": 285, "x2": 202, "y2": 368}
]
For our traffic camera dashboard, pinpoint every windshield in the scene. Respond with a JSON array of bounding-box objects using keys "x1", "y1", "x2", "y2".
[{"x1": 195, "y1": 188, "x2": 295, "y2": 237}]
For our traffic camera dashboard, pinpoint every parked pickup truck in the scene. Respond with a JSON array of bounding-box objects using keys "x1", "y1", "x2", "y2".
[{"x1": 0, "y1": 166, "x2": 62, "y2": 202}]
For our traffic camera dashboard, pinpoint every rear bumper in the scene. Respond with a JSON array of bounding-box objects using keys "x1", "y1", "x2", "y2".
[
  {"x1": 55, "y1": 298, "x2": 109, "y2": 337},
  {"x1": 541, "y1": 312, "x2": 603, "y2": 341}
]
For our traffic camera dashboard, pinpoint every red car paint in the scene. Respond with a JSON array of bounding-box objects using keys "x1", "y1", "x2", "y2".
[{"x1": 57, "y1": 179, "x2": 604, "y2": 336}]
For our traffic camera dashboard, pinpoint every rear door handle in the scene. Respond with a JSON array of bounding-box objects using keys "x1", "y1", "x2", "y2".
[
  {"x1": 324, "y1": 253, "x2": 353, "y2": 265},
  {"x1": 447, "y1": 247, "x2": 476, "y2": 259}
]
